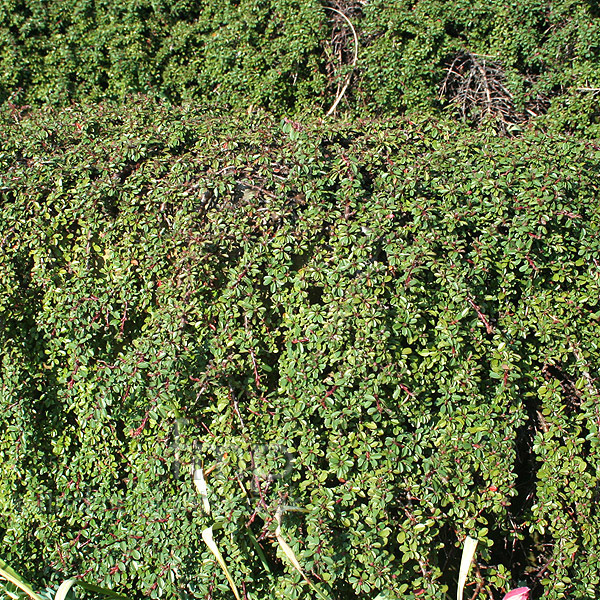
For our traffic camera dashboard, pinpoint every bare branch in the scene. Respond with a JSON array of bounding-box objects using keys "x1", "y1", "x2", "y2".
[
  {"x1": 325, "y1": 7, "x2": 359, "y2": 116},
  {"x1": 439, "y1": 51, "x2": 549, "y2": 132}
]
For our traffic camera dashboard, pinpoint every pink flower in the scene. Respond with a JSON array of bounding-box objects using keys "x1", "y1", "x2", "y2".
[{"x1": 502, "y1": 587, "x2": 530, "y2": 600}]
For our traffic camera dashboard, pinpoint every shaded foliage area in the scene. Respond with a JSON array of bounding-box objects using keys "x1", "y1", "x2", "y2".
[
  {"x1": 1, "y1": 100, "x2": 599, "y2": 599},
  {"x1": 0, "y1": 0, "x2": 599, "y2": 133}
]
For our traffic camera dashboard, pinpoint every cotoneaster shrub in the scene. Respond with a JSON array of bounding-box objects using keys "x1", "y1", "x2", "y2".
[
  {"x1": 0, "y1": 0, "x2": 327, "y2": 109},
  {"x1": 1, "y1": 98, "x2": 600, "y2": 599},
  {"x1": 356, "y1": 0, "x2": 600, "y2": 134},
  {"x1": 1, "y1": 0, "x2": 599, "y2": 133}
]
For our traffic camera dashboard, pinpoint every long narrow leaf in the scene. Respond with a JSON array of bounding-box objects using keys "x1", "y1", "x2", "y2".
[
  {"x1": 77, "y1": 581, "x2": 131, "y2": 598},
  {"x1": 193, "y1": 466, "x2": 211, "y2": 515},
  {"x1": 3, "y1": 585, "x2": 21, "y2": 600},
  {"x1": 195, "y1": 458, "x2": 242, "y2": 599},
  {"x1": 55, "y1": 578, "x2": 131, "y2": 600},
  {"x1": 0, "y1": 559, "x2": 43, "y2": 600},
  {"x1": 274, "y1": 508, "x2": 329, "y2": 600},
  {"x1": 457, "y1": 536, "x2": 478, "y2": 600},
  {"x1": 201, "y1": 526, "x2": 242, "y2": 600},
  {"x1": 245, "y1": 528, "x2": 274, "y2": 581},
  {"x1": 55, "y1": 580, "x2": 77, "y2": 600}
]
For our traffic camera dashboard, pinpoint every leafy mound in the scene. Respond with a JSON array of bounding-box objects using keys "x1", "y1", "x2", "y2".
[
  {"x1": 1, "y1": 0, "x2": 600, "y2": 133},
  {"x1": 1, "y1": 100, "x2": 599, "y2": 599}
]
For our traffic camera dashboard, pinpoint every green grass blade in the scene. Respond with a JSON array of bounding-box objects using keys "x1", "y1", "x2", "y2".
[
  {"x1": 55, "y1": 578, "x2": 131, "y2": 600},
  {"x1": 0, "y1": 559, "x2": 43, "y2": 600},
  {"x1": 73, "y1": 580, "x2": 131, "y2": 599},
  {"x1": 245, "y1": 528, "x2": 274, "y2": 580}
]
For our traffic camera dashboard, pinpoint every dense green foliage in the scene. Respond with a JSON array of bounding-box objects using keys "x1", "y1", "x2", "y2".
[
  {"x1": 1, "y1": 0, "x2": 599, "y2": 132},
  {"x1": 1, "y1": 99, "x2": 599, "y2": 599}
]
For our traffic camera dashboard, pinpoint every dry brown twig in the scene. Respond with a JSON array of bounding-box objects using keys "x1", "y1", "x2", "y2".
[
  {"x1": 576, "y1": 86, "x2": 600, "y2": 96},
  {"x1": 440, "y1": 51, "x2": 516, "y2": 129},
  {"x1": 440, "y1": 51, "x2": 550, "y2": 132},
  {"x1": 324, "y1": 6, "x2": 359, "y2": 116}
]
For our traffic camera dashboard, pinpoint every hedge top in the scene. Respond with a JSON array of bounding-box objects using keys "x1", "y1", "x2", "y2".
[
  {"x1": 1, "y1": 99, "x2": 600, "y2": 598},
  {"x1": 1, "y1": 0, "x2": 600, "y2": 134}
]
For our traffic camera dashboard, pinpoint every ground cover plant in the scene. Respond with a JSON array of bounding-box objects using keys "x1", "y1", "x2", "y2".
[
  {"x1": 1, "y1": 99, "x2": 600, "y2": 599},
  {"x1": 0, "y1": 534, "x2": 530, "y2": 600},
  {"x1": 1, "y1": 0, "x2": 599, "y2": 134}
]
